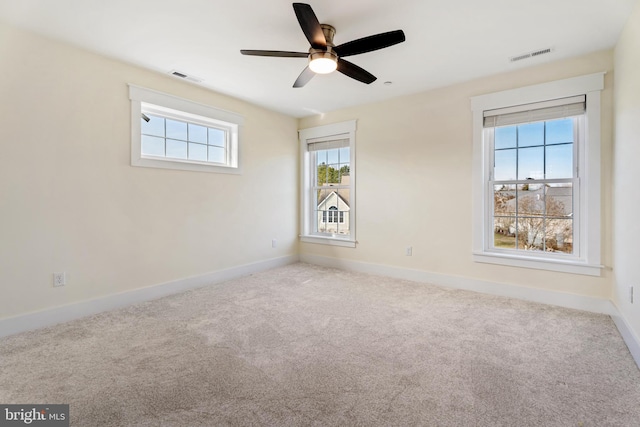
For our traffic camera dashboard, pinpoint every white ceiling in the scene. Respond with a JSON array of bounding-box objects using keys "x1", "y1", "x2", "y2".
[{"x1": 0, "y1": 0, "x2": 636, "y2": 117}]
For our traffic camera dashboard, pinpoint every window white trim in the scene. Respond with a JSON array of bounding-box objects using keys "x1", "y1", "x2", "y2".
[
  {"x1": 470, "y1": 73, "x2": 604, "y2": 276},
  {"x1": 129, "y1": 84, "x2": 243, "y2": 174},
  {"x1": 299, "y1": 120, "x2": 357, "y2": 247}
]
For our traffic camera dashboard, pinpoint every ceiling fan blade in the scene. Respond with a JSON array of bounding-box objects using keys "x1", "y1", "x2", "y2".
[
  {"x1": 293, "y1": 3, "x2": 326, "y2": 49},
  {"x1": 337, "y1": 59, "x2": 376, "y2": 84},
  {"x1": 293, "y1": 66, "x2": 315, "y2": 88},
  {"x1": 240, "y1": 50, "x2": 308, "y2": 58},
  {"x1": 334, "y1": 30, "x2": 406, "y2": 57}
]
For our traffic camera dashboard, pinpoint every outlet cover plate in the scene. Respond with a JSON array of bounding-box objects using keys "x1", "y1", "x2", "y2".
[{"x1": 53, "y1": 272, "x2": 66, "y2": 287}]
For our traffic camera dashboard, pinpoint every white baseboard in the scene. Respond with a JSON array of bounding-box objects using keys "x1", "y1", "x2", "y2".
[
  {"x1": 300, "y1": 254, "x2": 616, "y2": 315},
  {"x1": 0, "y1": 255, "x2": 298, "y2": 338},
  {"x1": 3, "y1": 254, "x2": 637, "y2": 370},
  {"x1": 610, "y1": 311, "x2": 640, "y2": 369}
]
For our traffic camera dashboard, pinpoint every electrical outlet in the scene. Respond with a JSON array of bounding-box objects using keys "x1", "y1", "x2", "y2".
[
  {"x1": 272, "y1": 239, "x2": 277, "y2": 249},
  {"x1": 406, "y1": 246, "x2": 412, "y2": 256},
  {"x1": 53, "y1": 272, "x2": 66, "y2": 287}
]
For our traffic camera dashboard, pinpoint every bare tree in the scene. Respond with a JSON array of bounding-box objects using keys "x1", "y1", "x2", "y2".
[{"x1": 494, "y1": 185, "x2": 572, "y2": 253}]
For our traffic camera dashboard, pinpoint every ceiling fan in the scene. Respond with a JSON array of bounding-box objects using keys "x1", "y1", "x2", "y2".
[{"x1": 240, "y1": 3, "x2": 406, "y2": 88}]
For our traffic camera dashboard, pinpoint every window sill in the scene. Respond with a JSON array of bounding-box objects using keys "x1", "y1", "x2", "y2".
[
  {"x1": 133, "y1": 156, "x2": 241, "y2": 174},
  {"x1": 473, "y1": 252, "x2": 602, "y2": 276},
  {"x1": 300, "y1": 235, "x2": 357, "y2": 248}
]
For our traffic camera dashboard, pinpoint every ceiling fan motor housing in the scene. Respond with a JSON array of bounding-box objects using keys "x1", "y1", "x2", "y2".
[
  {"x1": 319, "y1": 24, "x2": 336, "y2": 46},
  {"x1": 308, "y1": 24, "x2": 337, "y2": 73}
]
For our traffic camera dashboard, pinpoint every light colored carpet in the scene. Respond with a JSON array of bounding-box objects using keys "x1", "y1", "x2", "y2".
[{"x1": 1, "y1": 263, "x2": 639, "y2": 426}]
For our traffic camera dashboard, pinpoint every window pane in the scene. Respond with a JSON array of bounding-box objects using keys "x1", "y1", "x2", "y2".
[
  {"x1": 339, "y1": 147, "x2": 350, "y2": 163},
  {"x1": 337, "y1": 189, "x2": 350, "y2": 236},
  {"x1": 516, "y1": 218, "x2": 545, "y2": 251},
  {"x1": 326, "y1": 164, "x2": 341, "y2": 184},
  {"x1": 546, "y1": 119, "x2": 573, "y2": 145},
  {"x1": 338, "y1": 163, "x2": 351, "y2": 184},
  {"x1": 493, "y1": 184, "x2": 516, "y2": 217},
  {"x1": 327, "y1": 148, "x2": 339, "y2": 165},
  {"x1": 546, "y1": 144, "x2": 573, "y2": 179},
  {"x1": 188, "y1": 143, "x2": 207, "y2": 161},
  {"x1": 518, "y1": 146, "x2": 544, "y2": 180},
  {"x1": 141, "y1": 114, "x2": 165, "y2": 137},
  {"x1": 517, "y1": 183, "x2": 545, "y2": 216},
  {"x1": 208, "y1": 146, "x2": 225, "y2": 163},
  {"x1": 494, "y1": 149, "x2": 516, "y2": 181},
  {"x1": 166, "y1": 139, "x2": 187, "y2": 159},
  {"x1": 188, "y1": 123, "x2": 207, "y2": 143},
  {"x1": 317, "y1": 210, "x2": 328, "y2": 232},
  {"x1": 208, "y1": 128, "x2": 225, "y2": 147},
  {"x1": 495, "y1": 126, "x2": 516, "y2": 149},
  {"x1": 316, "y1": 164, "x2": 326, "y2": 186},
  {"x1": 546, "y1": 183, "x2": 573, "y2": 217},
  {"x1": 166, "y1": 119, "x2": 187, "y2": 141},
  {"x1": 141, "y1": 135, "x2": 165, "y2": 156},
  {"x1": 315, "y1": 151, "x2": 327, "y2": 184},
  {"x1": 517, "y1": 122, "x2": 544, "y2": 147},
  {"x1": 545, "y1": 218, "x2": 573, "y2": 254},
  {"x1": 316, "y1": 187, "x2": 327, "y2": 207},
  {"x1": 494, "y1": 217, "x2": 516, "y2": 249},
  {"x1": 317, "y1": 160, "x2": 335, "y2": 185}
]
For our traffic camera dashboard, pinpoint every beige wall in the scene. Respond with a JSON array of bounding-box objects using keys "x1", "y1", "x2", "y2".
[
  {"x1": 0, "y1": 23, "x2": 299, "y2": 319},
  {"x1": 299, "y1": 50, "x2": 614, "y2": 299},
  {"x1": 613, "y1": 2, "x2": 640, "y2": 343},
  {"x1": 0, "y1": 19, "x2": 625, "y2": 322}
]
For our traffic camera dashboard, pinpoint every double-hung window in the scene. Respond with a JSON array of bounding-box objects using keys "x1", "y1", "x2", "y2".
[
  {"x1": 488, "y1": 98, "x2": 583, "y2": 254},
  {"x1": 129, "y1": 85, "x2": 243, "y2": 174},
  {"x1": 471, "y1": 73, "x2": 604, "y2": 275},
  {"x1": 300, "y1": 120, "x2": 356, "y2": 247}
]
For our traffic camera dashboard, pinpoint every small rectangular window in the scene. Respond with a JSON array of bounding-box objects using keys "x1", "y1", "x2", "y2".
[
  {"x1": 129, "y1": 85, "x2": 243, "y2": 174},
  {"x1": 140, "y1": 109, "x2": 230, "y2": 166}
]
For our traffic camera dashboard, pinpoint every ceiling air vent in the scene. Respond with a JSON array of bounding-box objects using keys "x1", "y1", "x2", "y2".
[
  {"x1": 168, "y1": 70, "x2": 203, "y2": 83},
  {"x1": 509, "y1": 47, "x2": 554, "y2": 63}
]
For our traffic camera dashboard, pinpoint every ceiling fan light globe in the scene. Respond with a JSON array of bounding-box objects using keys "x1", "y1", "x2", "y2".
[{"x1": 309, "y1": 52, "x2": 337, "y2": 74}]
